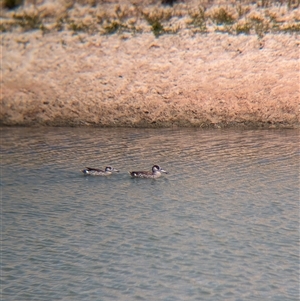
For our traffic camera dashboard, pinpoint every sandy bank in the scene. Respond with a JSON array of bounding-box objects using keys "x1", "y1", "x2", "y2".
[{"x1": 1, "y1": 30, "x2": 299, "y2": 128}]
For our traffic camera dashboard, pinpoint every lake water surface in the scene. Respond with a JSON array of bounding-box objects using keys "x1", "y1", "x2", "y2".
[{"x1": 1, "y1": 127, "x2": 299, "y2": 301}]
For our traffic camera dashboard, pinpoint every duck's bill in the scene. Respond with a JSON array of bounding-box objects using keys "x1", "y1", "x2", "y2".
[{"x1": 161, "y1": 169, "x2": 168, "y2": 174}]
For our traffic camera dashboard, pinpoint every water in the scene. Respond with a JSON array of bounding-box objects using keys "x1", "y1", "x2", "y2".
[{"x1": 1, "y1": 127, "x2": 299, "y2": 301}]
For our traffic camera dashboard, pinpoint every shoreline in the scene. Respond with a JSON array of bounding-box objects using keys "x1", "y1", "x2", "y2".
[
  {"x1": 0, "y1": 122, "x2": 298, "y2": 129},
  {"x1": 1, "y1": 2, "x2": 299, "y2": 129},
  {"x1": 1, "y1": 32, "x2": 299, "y2": 129}
]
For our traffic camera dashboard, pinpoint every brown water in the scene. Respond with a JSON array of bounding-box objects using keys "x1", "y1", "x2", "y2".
[{"x1": 1, "y1": 127, "x2": 299, "y2": 300}]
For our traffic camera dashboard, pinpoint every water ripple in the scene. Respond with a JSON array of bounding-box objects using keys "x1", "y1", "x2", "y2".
[{"x1": 2, "y1": 127, "x2": 299, "y2": 301}]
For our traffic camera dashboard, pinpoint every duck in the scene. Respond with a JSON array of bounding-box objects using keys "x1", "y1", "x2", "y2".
[
  {"x1": 81, "y1": 166, "x2": 119, "y2": 176},
  {"x1": 129, "y1": 165, "x2": 168, "y2": 179}
]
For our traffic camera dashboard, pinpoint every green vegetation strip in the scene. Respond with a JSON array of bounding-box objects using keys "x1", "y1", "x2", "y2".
[{"x1": 1, "y1": 0, "x2": 299, "y2": 37}]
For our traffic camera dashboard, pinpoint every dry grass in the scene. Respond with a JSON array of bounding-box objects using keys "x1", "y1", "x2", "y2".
[{"x1": 1, "y1": 0, "x2": 299, "y2": 37}]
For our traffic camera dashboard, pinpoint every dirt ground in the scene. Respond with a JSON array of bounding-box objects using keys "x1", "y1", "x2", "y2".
[{"x1": 1, "y1": 29, "x2": 299, "y2": 128}]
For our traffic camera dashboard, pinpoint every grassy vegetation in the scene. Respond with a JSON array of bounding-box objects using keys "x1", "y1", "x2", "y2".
[
  {"x1": 187, "y1": 6, "x2": 207, "y2": 33},
  {"x1": 1, "y1": 0, "x2": 299, "y2": 37},
  {"x1": 12, "y1": 11, "x2": 43, "y2": 31},
  {"x1": 210, "y1": 7, "x2": 236, "y2": 25}
]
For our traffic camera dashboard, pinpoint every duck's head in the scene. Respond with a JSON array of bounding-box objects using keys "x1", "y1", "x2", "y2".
[
  {"x1": 152, "y1": 165, "x2": 168, "y2": 174},
  {"x1": 105, "y1": 166, "x2": 119, "y2": 173}
]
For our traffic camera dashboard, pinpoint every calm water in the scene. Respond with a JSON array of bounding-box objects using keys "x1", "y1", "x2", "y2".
[{"x1": 1, "y1": 127, "x2": 299, "y2": 301}]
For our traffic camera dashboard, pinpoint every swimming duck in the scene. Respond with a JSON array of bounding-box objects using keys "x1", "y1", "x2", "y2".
[
  {"x1": 82, "y1": 166, "x2": 119, "y2": 176},
  {"x1": 129, "y1": 165, "x2": 168, "y2": 179}
]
